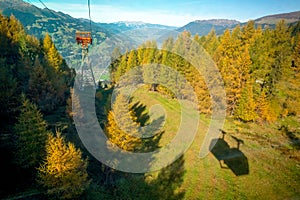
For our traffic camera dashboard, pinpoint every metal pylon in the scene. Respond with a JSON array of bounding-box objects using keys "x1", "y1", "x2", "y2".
[{"x1": 79, "y1": 46, "x2": 96, "y2": 90}]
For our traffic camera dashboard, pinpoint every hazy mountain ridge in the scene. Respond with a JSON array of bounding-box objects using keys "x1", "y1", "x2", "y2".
[
  {"x1": 194, "y1": 19, "x2": 240, "y2": 26},
  {"x1": 178, "y1": 11, "x2": 300, "y2": 36},
  {"x1": 254, "y1": 10, "x2": 300, "y2": 24},
  {"x1": 98, "y1": 21, "x2": 177, "y2": 33},
  {"x1": 177, "y1": 19, "x2": 240, "y2": 35}
]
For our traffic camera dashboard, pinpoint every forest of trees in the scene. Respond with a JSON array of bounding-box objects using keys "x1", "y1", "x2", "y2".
[
  {"x1": 110, "y1": 20, "x2": 300, "y2": 123},
  {"x1": 0, "y1": 12, "x2": 300, "y2": 199},
  {"x1": 0, "y1": 14, "x2": 90, "y2": 199}
]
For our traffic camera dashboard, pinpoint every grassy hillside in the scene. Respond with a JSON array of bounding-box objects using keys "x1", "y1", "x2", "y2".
[{"x1": 131, "y1": 87, "x2": 300, "y2": 199}]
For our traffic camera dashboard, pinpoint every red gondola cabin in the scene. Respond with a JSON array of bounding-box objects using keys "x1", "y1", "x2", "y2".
[{"x1": 76, "y1": 31, "x2": 92, "y2": 46}]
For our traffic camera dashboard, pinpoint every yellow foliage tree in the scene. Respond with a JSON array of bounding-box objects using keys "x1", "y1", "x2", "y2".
[
  {"x1": 235, "y1": 81, "x2": 257, "y2": 122},
  {"x1": 43, "y1": 33, "x2": 63, "y2": 72},
  {"x1": 257, "y1": 89, "x2": 276, "y2": 123},
  {"x1": 43, "y1": 33, "x2": 53, "y2": 53},
  {"x1": 106, "y1": 94, "x2": 141, "y2": 152},
  {"x1": 38, "y1": 131, "x2": 90, "y2": 199}
]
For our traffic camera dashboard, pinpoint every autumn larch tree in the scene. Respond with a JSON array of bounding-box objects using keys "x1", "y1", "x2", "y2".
[{"x1": 38, "y1": 131, "x2": 90, "y2": 199}]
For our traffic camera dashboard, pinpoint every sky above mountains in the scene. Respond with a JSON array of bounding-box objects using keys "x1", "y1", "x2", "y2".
[{"x1": 25, "y1": 0, "x2": 300, "y2": 26}]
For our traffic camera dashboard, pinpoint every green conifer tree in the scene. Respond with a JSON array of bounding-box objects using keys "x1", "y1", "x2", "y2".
[{"x1": 14, "y1": 96, "x2": 49, "y2": 168}]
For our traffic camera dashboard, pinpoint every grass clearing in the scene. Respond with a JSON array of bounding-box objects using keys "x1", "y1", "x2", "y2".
[{"x1": 131, "y1": 87, "x2": 300, "y2": 199}]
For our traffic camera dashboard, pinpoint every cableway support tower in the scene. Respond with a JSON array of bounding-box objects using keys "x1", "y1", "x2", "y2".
[{"x1": 75, "y1": 31, "x2": 96, "y2": 90}]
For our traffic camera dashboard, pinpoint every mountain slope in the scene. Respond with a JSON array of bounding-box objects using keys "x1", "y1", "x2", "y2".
[
  {"x1": 178, "y1": 11, "x2": 300, "y2": 36},
  {"x1": 254, "y1": 10, "x2": 300, "y2": 24},
  {"x1": 0, "y1": 0, "x2": 110, "y2": 65},
  {"x1": 177, "y1": 19, "x2": 240, "y2": 36}
]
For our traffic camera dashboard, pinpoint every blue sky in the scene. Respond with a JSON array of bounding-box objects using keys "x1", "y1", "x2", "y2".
[{"x1": 26, "y1": 0, "x2": 300, "y2": 26}]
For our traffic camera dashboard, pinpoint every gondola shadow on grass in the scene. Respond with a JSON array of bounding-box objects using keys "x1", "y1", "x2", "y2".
[{"x1": 210, "y1": 130, "x2": 249, "y2": 176}]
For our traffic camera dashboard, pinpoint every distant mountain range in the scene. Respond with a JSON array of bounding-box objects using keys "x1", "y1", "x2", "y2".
[
  {"x1": 177, "y1": 19, "x2": 240, "y2": 35},
  {"x1": 178, "y1": 11, "x2": 300, "y2": 36},
  {"x1": 1, "y1": 0, "x2": 300, "y2": 64},
  {"x1": 98, "y1": 21, "x2": 176, "y2": 33},
  {"x1": 254, "y1": 10, "x2": 300, "y2": 25}
]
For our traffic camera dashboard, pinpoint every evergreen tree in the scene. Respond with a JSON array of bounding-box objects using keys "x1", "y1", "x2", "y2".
[
  {"x1": 0, "y1": 59, "x2": 17, "y2": 119},
  {"x1": 126, "y1": 50, "x2": 138, "y2": 70},
  {"x1": 241, "y1": 20, "x2": 256, "y2": 45},
  {"x1": 214, "y1": 29, "x2": 241, "y2": 114},
  {"x1": 257, "y1": 89, "x2": 276, "y2": 123},
  {"x1": 235, "y1": 81, "x2": 257, "y2": 122},
  {"x1": 43, "y1": 33, "x2": 64, "y2": 72},
  {"x1": 292, "y1": 34, "x2": 300, "y2": 72},
  {"x1": 14, "y1": 96, "x2": 49, "y2": 168},
  {"x1": 28, "y1": 58, "x2": 64, "y2": 112},
  {"x1": 114, "y1": 51, "x2": 128, "y2": 82},
  {"x1": 38, "y1": 131, "x2": 90, "y2": 199},
  {"x1": 110, "y1": 47, "x2": 122, "y2": 83},
  {"x1": 236, "y1": 44, "x2": 252, "y2": 89},
  {"x1": 203, "y1": 28, "x2": 219, "y2": 55},
  {"x1": 43, "y1": 33, "x2": 53, "y2": 53},
  {"x1": 106, "y1": 94, "x2": 141, "y2": 151},
  {"x1": 48, "y1": 43, "x2": 63, "y2": 72}
]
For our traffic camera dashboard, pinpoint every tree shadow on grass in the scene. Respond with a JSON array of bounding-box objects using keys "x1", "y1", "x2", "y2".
[
  {"x1": 111, "y1": 156, "x2": 186, "y2": 200},
  {"x1": 131, "y1": 101, "x2": 150, "y2": 126},
  {"x1": 280, "y1": 125, "x2": 300, "y2": 150},
  {"x1": 89, "y1": 89, "x2": 186, "y2": 199},
  {"x1": 210, "y1": 130, "x2": 249, "y2": 176},
  {"x1": 148, "y1": 155, "x2": 186, "y2": 200}
]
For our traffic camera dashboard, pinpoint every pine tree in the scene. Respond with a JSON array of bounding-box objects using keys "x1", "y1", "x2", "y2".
[
  {"x1": 241, "y1": 20, "x2": 256, "y2": 45},
  {"x1": 126, "y1": 50, "x2": 138, "y2": 70},
  {"x1": 158, "y1": 38, "x2": 176, "y2": 97},
  {"x1": 28, "y1": 58, "x2": 64, "y2": 112},
  {"x1": 278, "y1": 33, "x2": 300, "y2": 116},
  {"x1": 110, "y1": 47, "x2": 122, "y2": 83},
  {"x1": 141, "y1": 41, "x2": 159, "y2": 90},
  {"x1": 43, "y1": 33, "x2": 53, "y2": 53},
  {"x1": 236, "y1": 44, "x2": 252, "y2": 89},
  {"x1": 124, "y1": 50, "x2": 143, "y2": 85},
  {"x1": 292, "y1": 34, "x2": 300, "y2": 72},
  {"x1": 14, "y1": 96, "x2": 49, "y2": 168},
  {"x1": 43, "y1": 33, "x2": 63, "y2": 72},
  {"x1": 48, "y1": 43, "x2": 63, "y2": 72},
  {"x1": 203, "y1": 28, "x2": 219, "y2": 55},
  {"x1": 214, "y1": 29, "x2": 241, "y2": 114},
  {"x1": 114, "y1": 51, "x2": 128, "y2": 82},
  {"x1": 38, "y1": 131, "x2": 90, "y2": 199},
  {"x1": 106, "y1": 94, "x2": 141, "y2": 151},
  {"x1": 0, "y1": 59, "x2": 17, "y2": 118},
  {"x1": 257, "y1": 89, "x2": 276, "y2": 123},
  {"x1": 268, "y1": 20, "x2": 291, "y2": 93},
  {"x1": 235, "y1": 81, "x2": 257, "y2": 122}
]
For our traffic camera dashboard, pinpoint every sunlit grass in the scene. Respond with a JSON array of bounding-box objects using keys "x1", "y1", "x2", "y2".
[{"x1": 131, "y1": 87, "x2": 300, "y2": 200}]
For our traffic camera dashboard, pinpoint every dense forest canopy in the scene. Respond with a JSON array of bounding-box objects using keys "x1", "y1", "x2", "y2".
[{"x1": 110, "y1": 20, "x2": 300, "y2": 122}]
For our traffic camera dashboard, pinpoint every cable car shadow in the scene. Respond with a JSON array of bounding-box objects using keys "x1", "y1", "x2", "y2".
[{"x1": 209, "y1": 130, "x2": 249, "y2": 176}]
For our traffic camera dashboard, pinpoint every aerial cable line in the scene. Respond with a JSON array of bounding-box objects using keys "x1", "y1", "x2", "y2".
[
  {"x1": 88, "y1": 0, "x2": 93, "y2": 35},
  {"x1": 37, "y1": 0, "x2": 50, "y2": 11}
]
